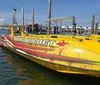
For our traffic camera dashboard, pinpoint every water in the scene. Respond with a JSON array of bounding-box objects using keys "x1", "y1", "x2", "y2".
[{"x1": 0, "y1": 29, "x2": 100, "y2": 85}]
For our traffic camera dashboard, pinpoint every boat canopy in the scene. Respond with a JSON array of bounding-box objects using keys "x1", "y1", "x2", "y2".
[
  {"x1": 45, "y1": 17, "x2": 75, "y2": 22},
  {"x1": 45, "y1": 16, "x2": 77, "y2": 35},
  {"x1": 0, "y1": 24, "x2": 21, "y2": 27}
]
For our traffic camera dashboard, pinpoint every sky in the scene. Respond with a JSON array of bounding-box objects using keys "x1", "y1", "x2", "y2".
[{"x1": 0, "y1": 0, "x2": 100, "y2": 27}]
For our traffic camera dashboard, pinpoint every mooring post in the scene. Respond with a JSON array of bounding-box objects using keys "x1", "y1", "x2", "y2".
[
  {"x1": 22, "y1": 7, "x2": 24, "y2": 34},
  {"x1": 60, "y1": 20, "x2": 62, "y2": 34},
  {"x1": 13, "y1": 8, "x2": 16, "y2": 25},
  {"x1": 97, "y1": 14, "x2": 100, "y2": 27},
  {"x1": 95, "y1": 22, "x2": 98, "y2": 34},
  {"x1": 12, "y1": 8, "x2": 17, "y2": 34},
  {"x1": 55, "y1": 21, "x2": 58, "y2": 34},
  {"x1": 13, "y1": 8, "x2": 17, "y2": 26},
  {"x1": 32, "y1": 9, "x2": 34, "y2": 34},
  {"x1": 96, "y1": 14, "x2": 100, "y2": 34},
  {"x1": 72, "y1": 16, "x2": 75, "y2": 25},
  {"x1": 48, "y1": 0, "x2": 51, "y2": 34},
  {"x1": 91, "y1": 15, "x2": 95, "y2": 34},
  {"x1": 72, "y1": 16, "x2": 76, "y2": 36}
]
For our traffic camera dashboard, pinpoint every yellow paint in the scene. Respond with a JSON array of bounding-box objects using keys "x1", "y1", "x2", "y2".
[
  {"x1": 2, "y1": 46, "x2": 100, "y2": 77},
  {"x1": 1, "y1": 26, "x2": 100, "y2": 77}
]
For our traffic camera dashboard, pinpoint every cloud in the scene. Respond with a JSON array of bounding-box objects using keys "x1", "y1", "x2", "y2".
[
  {"x1": 0, "y1": 17, "x2": 4, "y2": 22},
  {"x1": 0, "y1": 12, "x2": 12, "y2": 24}
]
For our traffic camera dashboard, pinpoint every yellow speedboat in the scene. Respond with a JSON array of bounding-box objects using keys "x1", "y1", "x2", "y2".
[
  {"x1": 0, "y1": 20, "x2": 100, "y2": 77},
  {"x1": 0, "y1": 0, "x2": 100, "y2": 77}
]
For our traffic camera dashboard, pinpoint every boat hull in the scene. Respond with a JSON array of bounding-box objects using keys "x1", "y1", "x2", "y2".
[
  {"x1": 0, "y1": 35, "x2": 100, "y2": 77},
  {"x1": 1, "y1": 45, "x2": 100, "y2": 77}
]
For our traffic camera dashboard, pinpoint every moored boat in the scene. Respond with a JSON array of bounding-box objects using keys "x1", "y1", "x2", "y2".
[
  {"x1": 0, "y1": 0, "x2": 100, "y2": 77},
  {"x1": 1, "y1": 21, "x2": 100, "y2": 77}
]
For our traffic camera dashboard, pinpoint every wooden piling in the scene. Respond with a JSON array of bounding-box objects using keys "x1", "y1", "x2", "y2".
[
  {"x1": 32, "y1": 9, "x2": 34, "y2": 33},
  {"x1": 48, "y1": 0, "x2": 51, "y2": 34},
  {"x1": 95, "y1": 22, "x2": 98, "y2": 34},
  {"x1": 91, "y1": 15, "x2": 95, "y2": 34},
  {"x1": 22, "y1": 7, "x2": 24, "y2": 33}
]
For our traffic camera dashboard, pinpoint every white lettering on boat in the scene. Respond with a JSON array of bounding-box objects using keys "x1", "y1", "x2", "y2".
[{"x1": 14, "y1": 37, "x2": 56, "y2": 46}]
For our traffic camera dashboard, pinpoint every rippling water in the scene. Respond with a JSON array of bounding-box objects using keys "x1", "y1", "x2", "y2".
[{"x1": 0, "y1": 29, "x2": 100, "y2": 85}]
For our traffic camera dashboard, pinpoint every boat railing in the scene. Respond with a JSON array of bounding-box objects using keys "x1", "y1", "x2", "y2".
[{"x1": 44, "y1": 17, "x2": 91, "y2": 36}]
